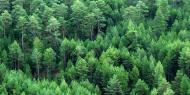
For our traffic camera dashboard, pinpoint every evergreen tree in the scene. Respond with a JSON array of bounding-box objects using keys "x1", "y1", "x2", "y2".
[
  {"x1": 60, "y1": 39, "x2": 76, "y2": 69},
  {"x1": 154, "y1": 61, "x2": 165, "y2": 86},
  {"x1": 28, "y1": 14, "x2": 41, "y2": 37},
  {"x1": 1, "y1": 50, "x2": 8, "y2": 65},
  {"x1": 156, "y1": 0, "x2": 170, "y2": 18},
  {"x1": 11, "y1": 5, "x2": 27, "y2": 23},
  {"x1": 42, "y1": 5, "x2": 53, "y2": 26},
  {"x1": 1, "y1": 10, "x2": 12, "y2": 38},
  {"x1": 70, "y1": 0, "x2": 88, "y2": 38},
  {"x1": 46, "y1": 16, "x2": 60, "y2": 33},
  {"x1": 179, "y1": 47, "x2": 190, "y2": 76},
  {"x1": 105, "y1": 75, "x2": 124, "y2": 95},
  {"x1": 75, "y1": 57, "x2": 88, "y2": 80},
  {"x1": 31, "y1": 48, "x2": 42, "y2": 80},
  {"x1": 43, "y1": 48, "x2": 56, "y2": 78},
  {"x1": 150, "y1": 88, "x2": 158, "y2": 95},
  {"x1": 172, "y1": 70, "x2": 184, "y2": 95},
  {"x1": 180, "y1": 75, "x2": 190, "y2": 95},
  {"x1": 152, "y1": 7, "x2": 167, "y2": 37},
  {"x1": 157, "y1": 78, "x2": 174, "y2": 95},
  {"x1": 9, "y1": 41, "x2": 23, "y2": 70},
  {"x1": 130, "y1": 79, "x2": 149, "y2": 95},
  {"x1": 0, "y1": 0, "x2": 10, "y2": 13},
  {"x1": 129, "y1": 66, "x2": 139, "y2": 85},
  {"x1": 16, "y1": 16, "x2": 27, "y2": 49}
]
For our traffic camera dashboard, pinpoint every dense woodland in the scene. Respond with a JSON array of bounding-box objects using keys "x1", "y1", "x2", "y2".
[{"x1": 1, "y1": 0, "x2": 190, "y2": 95}]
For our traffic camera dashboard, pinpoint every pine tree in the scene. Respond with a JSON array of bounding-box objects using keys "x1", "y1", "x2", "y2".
[
  {"x1": 31, "y1": 48, "x2": 42, "y2": 80},
  {"x1": 152, "y1": 7, "x2": 167, "y2": 37},
  {"x1": 42, "y1": 5, "x2": 53, "y2": 26},
  {"x1": 172, "y1": 70, "x2": 184, "y2": 95},
  {"x1": 16, "y1": 16, "x2": 27, "y2": 49},
  {"x1": 46, "y1": 16, "x2": 60, "y2": 33},
  {"x1": 9, "y1": 41, "x2": 23, "y2": 70},
  {"x1": 43, "y1": 48, "x2": 56, "y2": 78},
  {"x1": 28, "y1": 14, "x2": 41, "y2": 37},
  {"x1": 130, "y1": 79, "x2": 149, "y2": 95},
  {"x1": 179, "y1": 47, "x2": 190, "y2": 76},
  {"x1": 33, "y1": 37, "x2": 43, "y2": 52},
  {"x1": 105, "y1": 75, "x2": 124, "y2": 95},
  {"x1": 180, "y1": 75, "x2": 190, "y2": 95},
  {"x1": 60, "y1": 39, "x2": 77, "y2": 69},
  {"x1": 1, "y1": 50, "x2": 8, "y2": 65},
  {"x1": 1, "y1": 10, "x2": 12, "y2": 38},
  {"x1": 150, "y1": 88, "x2": 158, "y2": 95},
  {"x1": 129, "y1": 66, "x2": 139, "y2": 85},
  {"x1": 70, "y1": 0, "x2": 88, "y2": 38},
  {"x1": 157, "y1": 78, "x2": 174, "y2": 95},
  {"x1": 0, "y1": 0, "x2": 10, "y2": 13},
  {"x1": 11, "y1": 5, "x2": 27, "y2": 23},
  {"x1": 156, "y1": 0, "x2": 169, "y2": 19},
  {"x1": 154, "y1": 61, "x2": 165, "y2": 86},
  {"x1": 75, "y1": 57, "x2": 88, "y2": 80}
]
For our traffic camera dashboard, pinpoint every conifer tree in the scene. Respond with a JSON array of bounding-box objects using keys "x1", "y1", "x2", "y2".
[
  {"x1": 152, "y1": 7, "x2": 167, "y2": 37},
  {"x1": 9, "y1": 41, "x2": 23, "y2": 70},
  {"x1": 1, "y1": 10, "x2": 12, "y2": 38},
  {"x1": 180, "y1": 75, "x2": 190, "y2": 95},
  {"x1": 105, "y1": 75, "x2": 124, "y2": 95},
  {"x1": 130, "y1": 79, "x2": 149, "y2": 95},
  {"x1": 43, "y1": 48, "x2": 56, "y2": 78}
]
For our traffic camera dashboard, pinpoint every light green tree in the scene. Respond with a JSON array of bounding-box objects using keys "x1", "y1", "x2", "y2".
[
  {"x1": 1, "y1": 10, "x2": 12, "y2": 38},
  {"x1": 43, "y1": 48, "x2": 56, "y2": 78}
]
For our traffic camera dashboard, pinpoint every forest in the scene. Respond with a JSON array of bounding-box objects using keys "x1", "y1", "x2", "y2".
[{"x1": 0, "y1": 0, "x2": 190, "y2": 95}]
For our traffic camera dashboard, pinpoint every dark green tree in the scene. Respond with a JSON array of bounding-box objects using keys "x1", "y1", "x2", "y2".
[
  {"x1": 152, "y1": 7, "x2": 167, "y2": 37},
  {"x1": 129, "y1": 66, "x2": 139, "y2": 85},
  {"x1": 28, "y1": 14, "x2": 41, "y2": 37},
  {"x1": 0, "y1": 0, "x2": 9, "y2": 13},
  {"x1": 172, "y1": 70, "x2": 184, "y2": 95}
]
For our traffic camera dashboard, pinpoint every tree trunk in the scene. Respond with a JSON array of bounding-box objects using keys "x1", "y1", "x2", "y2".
[
  {"x1": 64, "y1": 53, "x2": 67, "y2": 69},
  {"x1": 17, "y1": 60, "x2": 19, "y2": 70},
  {"x1": 90, "y1": 26, "x2": 93, "y2": 40},
  {"x1": 47, "y1": 65, "x2": 49, "y2": 79},
  {"x1": 14, "y1": 57, "x2": 16, "y2": 70},
  {"x1": 3, "y1": 24, "x2": 5, "y2": 38},
  {"x1": 98, "y1": 20, "x2": 100, "y2": 33},
  {"x1": 21, "y1": 30, "x2": 24, "y2": 49},
  {"x1": 37, "y1": 62, "x2": 39, "y2": 80},
  {"x1": 62, "y1": 27, "x2": 65, "y2": 38}
]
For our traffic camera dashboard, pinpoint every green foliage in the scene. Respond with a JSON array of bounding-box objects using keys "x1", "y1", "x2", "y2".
[
  {"x1": 172, "y1": 70, "x2": 184, "y2": 95},
  {"x1": 130, "y1": 79, "x2": 149, "y2": 95},
  {"x1": 180, "y1": 75, "x2": 190, "y2": 95},
  {"x1": 8, "y1": 41, "x2": 23, "y2": 70},
  {"x1": 75, "y1": 57, "x2": 88, "y2": 80},
  {"x1": 1, "y1": 0, "x2": 190, "y2": 94},
  {"x1": 152, "y1": 7, "x2": 167, "y2": 37},
  {"x1": 129, "y1": 66, "x2": 139, "y2": 85},
  {"x1": 179, "y1": 47, "x2": 190, "y2": 75},
  {"x1": 1, "y1": 10, "x2": 12, "y2": 38},
  {"x1": 43, "y1": 47, "x2": 56, "y2": 78},
  {"x1": 105, "y1": 75, "x2": 124, "y2": 95}
]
